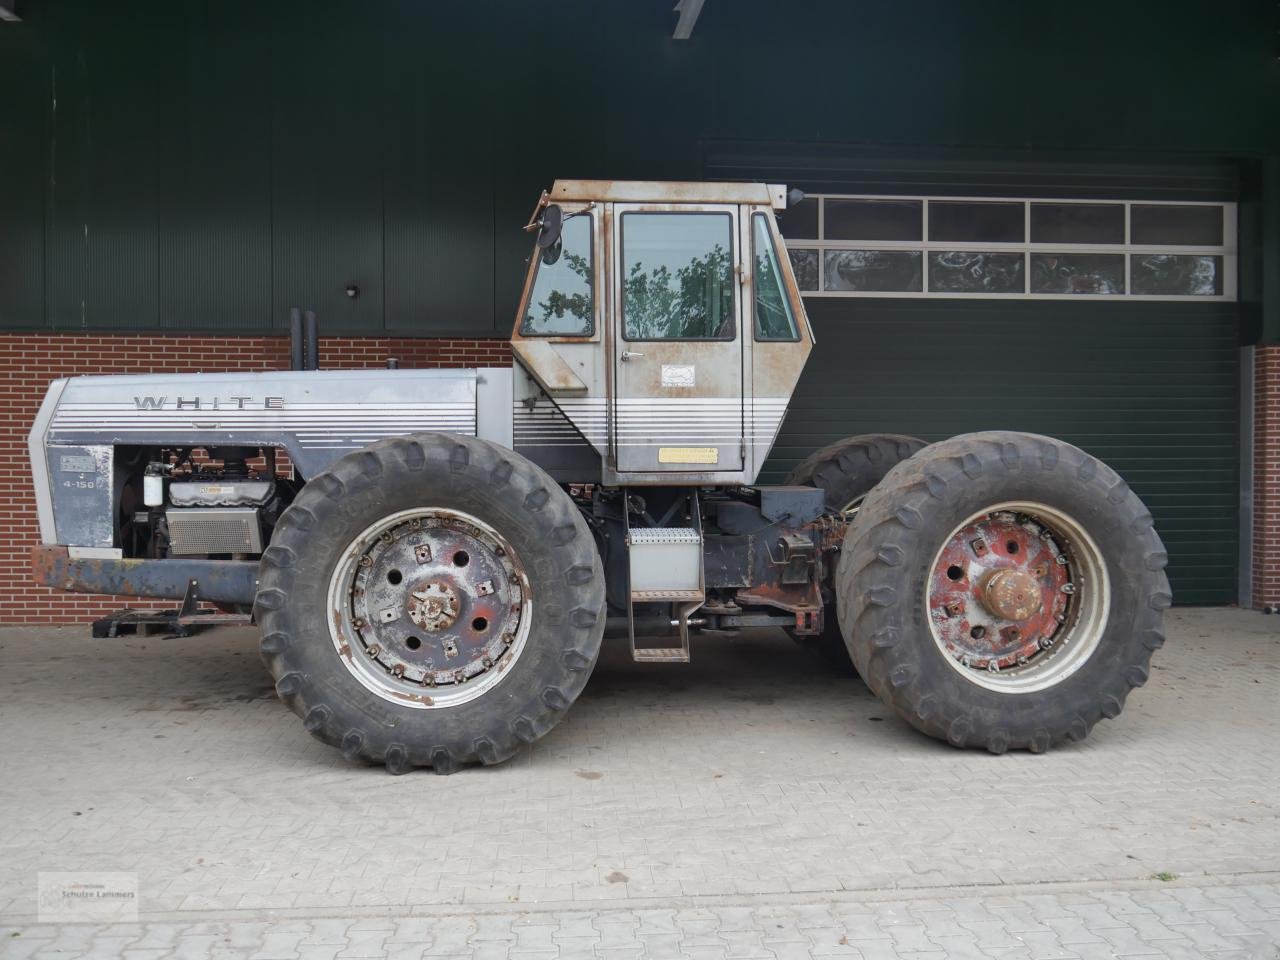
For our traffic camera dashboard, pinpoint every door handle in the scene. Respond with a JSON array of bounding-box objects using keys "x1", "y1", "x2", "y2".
[{"x1": 620, "y1": 351, "x2": 645, "y2": 362}]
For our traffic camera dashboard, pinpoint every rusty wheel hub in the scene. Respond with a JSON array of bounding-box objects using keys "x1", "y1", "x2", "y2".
[
  {"x1": 328, "y1": 508, "x2": 531, "y2": 709},
  {"x1": 981, "y1": 568, "x2": 1043, "y2": 621},
  {"x1": 408, "y1": 582, "x2": 460, "y2": 632},
  {"x1": 927, "y1": 504, "x2": 1107, "y2": 687}
]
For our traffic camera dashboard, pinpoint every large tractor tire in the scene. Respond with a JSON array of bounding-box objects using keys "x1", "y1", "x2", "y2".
[
  {"x1": 787, "y1": 433, "x2": 928, "y2": 516},
  {"x1": 785, "y1": 434, "x2": 927, "y2": 669},
  {"x1": 255, "y1": 433, "x2": 606, "y2": 774},
  {"x1": 836, "y1": 430, "x2": 1169, "y2": 753}
]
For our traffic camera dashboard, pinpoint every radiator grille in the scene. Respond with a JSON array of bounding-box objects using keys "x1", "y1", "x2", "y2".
[{"x1": 166, "y1": 508, "x2": 263, "y2": 555}]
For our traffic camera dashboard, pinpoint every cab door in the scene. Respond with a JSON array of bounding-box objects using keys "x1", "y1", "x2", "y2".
[{"x1": 610, "y1": 203, "x2": 744, "y2": 474}]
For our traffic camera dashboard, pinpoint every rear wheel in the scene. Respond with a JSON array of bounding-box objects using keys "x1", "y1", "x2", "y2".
[
  {"x1": 255, "y1": 433, "x2": 606, "y2": 773},
  {"x1": 835, "y1": 430, "x2": 1169, "y2": 752},
  {"x1": 785, "y1": 434, "x2": 927, "y2": 669},
  {"x1": 787, "y1": 433, "x2": 928, "y2": 518}
]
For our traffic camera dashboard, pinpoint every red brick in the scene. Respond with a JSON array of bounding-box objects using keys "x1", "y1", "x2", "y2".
[{"x1": 1255, "y1": 345, "x2": 1280, "y2": 609}]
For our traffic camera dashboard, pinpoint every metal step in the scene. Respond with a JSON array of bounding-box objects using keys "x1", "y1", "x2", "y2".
[
  {"x1": 630, "y1": 589, "x2": 704, "y2": 602},
  {"x1": 631, "y1": 646, "x2": 691, "y2": 663}
]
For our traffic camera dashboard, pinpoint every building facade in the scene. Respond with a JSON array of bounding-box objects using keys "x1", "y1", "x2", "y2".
[{"x1": 1, "y1": 0, "x2": 1278, "y2": 621}]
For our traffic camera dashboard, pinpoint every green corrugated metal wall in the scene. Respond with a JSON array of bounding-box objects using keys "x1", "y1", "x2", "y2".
[{"x1": 2, "y1": 0, "x2": 1277, "y2": 335}]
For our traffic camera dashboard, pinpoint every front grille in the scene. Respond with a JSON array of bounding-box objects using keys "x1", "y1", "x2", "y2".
[{"x1": 166, "y1": 508, "x2": 263, "y2": 555}]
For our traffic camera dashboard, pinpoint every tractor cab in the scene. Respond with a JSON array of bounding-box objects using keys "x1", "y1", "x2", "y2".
[{"x1": 510, "y1": 180, "x2": 813, "y2": 486}]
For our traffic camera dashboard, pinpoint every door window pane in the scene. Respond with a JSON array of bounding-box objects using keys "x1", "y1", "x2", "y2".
[
  {"x1": 929, "y1": 252, "x2": 1024, "y2": 293},
  {"x1": 1031, "y1": 253, "x2": 1125, "y2": 294},
  {"x1": 824, "y1": 250, "x2": 922, "y2": 292},
  {"x1": 520, "y1": 214, "x2": 593, "y2": 336},
  {"x1": 778, "y1": 197, "x2": 818, "y2": 239},
  {"x1": 788, "y1": 248, "x2": 818, "y2": 292},
  {"x1": 929, "y1": 201, "x2": 1024, "y2": 243},
  {"x1": 1130, "y1": 205, "x2": 1223, "y2": 246},
  {"x1": 825, "y1": 199, "x2": 922, "y2": 241},
  {"x1": 1030, "y1": 203, "x2": 1125, "y2": 244},
  {"x1": 1130, "y1": 254, "x2": 1223, "y2": 296},
  {"x1": 752, "y1": 214, "x2": 798, "y2": 340},
  {"x1": 622, "y1": 212, "x2": 735, "y2": 340}
]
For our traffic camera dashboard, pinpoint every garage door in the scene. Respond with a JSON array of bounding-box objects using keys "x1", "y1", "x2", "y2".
[
  {"x1": 764, "y1": 298, "x2": 1240, "y2": 605},
  {"x1": 705, "y1": 150, "x2": 1241, "y2": 604}
]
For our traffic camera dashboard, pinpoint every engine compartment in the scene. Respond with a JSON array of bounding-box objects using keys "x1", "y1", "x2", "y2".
[{"x1": 119, "y1": 445, "x2": 299, "y2": 561}]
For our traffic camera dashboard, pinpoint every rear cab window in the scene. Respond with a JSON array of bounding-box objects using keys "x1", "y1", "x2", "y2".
[{"x1": 752, "y1": 213, "x2": 799, "y2": 341}]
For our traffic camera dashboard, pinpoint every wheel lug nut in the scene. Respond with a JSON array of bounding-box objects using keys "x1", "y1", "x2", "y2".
[{"x1": 944, "y1": 600, "x2": 965, "y2": 617}]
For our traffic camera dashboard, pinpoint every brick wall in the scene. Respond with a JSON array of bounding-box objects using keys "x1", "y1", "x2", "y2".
[
  {"x1": 0, "y1": 333, "x2": 511, "y2": 624},
  {"x1": 1254, "y1": 345, "x2": 1280, "y2": 610}
]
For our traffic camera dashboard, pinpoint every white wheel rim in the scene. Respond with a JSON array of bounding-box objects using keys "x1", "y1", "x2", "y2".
[
  {"x1": 925, "y1": 500, "x2": 1111, "y2": 693},
  {"x1": 326, "y1": 507, "x2": 533, "y2": 710}
]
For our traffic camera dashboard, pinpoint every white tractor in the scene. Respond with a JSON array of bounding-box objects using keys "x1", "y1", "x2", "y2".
[{"x1": 30, "y1": 180, "x2": 1170, "y2": 771}]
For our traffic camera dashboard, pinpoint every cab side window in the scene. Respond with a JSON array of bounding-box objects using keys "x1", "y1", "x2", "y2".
[
  {"x1": 520, "y1": 214, "x2": 594, "y2": 336},
  {"x1": 752, "y1": 213, "x2": 799, "y2": 341},
  {"x1": 621, "y1": 212, "x2": 735, "y2": 340}
]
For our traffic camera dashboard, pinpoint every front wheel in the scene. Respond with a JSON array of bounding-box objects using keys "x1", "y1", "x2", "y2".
[
  {"x1": 836, "y1": 431, "x2": 1170, "y2": 753},
  {"x1": 255, "y1": 434, "x2": 606, "y2": 773}
]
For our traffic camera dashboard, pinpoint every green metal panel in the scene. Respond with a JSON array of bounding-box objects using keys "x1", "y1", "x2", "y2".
[
  {"x1": 381, "y1": 4, "x2": 496, "y2": 335},
  {"x1": 705, "y1": 143, "x2": 1243, "y2": 202},
  {"x1": 0, "y1": 25, "x2": 45, "y2": 329},
  {"x1": 269, "y1": 1, "x2": 385, "y2": 334},
  {"x1": 764, "y1": 299, "x2": 1240, "y2": 605},
  {"x1": 157, "y1": 5, "x2": 272, "y2": 332},
  {"x1": 49, "y1": 3, "x2": 166, "y2": 330}
]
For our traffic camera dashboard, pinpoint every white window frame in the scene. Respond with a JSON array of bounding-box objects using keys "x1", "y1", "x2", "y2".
[{"x1": 784, "y1": 194, "x2": 1237, "y2": 301}]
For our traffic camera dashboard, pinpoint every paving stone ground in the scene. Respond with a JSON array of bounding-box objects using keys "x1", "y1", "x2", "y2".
[{"x1": 0, "y1": 607, "x2": 1276, "y2": 958}]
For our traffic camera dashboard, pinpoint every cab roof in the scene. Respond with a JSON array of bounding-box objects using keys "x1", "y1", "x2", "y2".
[{"x1": 549, "y1": 179, "x2": 787, "y2": 210}]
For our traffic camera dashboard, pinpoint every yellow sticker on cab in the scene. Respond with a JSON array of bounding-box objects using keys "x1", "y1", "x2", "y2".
[{"x1": 658, "y1": 446, "x2": 719, "y2": 465}]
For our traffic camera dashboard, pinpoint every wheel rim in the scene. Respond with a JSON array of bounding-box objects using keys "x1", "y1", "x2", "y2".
[
  {"x1": 326, "y1": 507, "x2": 532, "y2": 709},
  {"x1": 926, "y1": 500, "x2": 1110, "y2": 693},
  {"x1": 840, "y1": 494, "x2": 866, "y2": 520}
]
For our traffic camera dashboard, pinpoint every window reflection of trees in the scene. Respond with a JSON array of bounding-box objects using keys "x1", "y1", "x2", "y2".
[
  {"x1": 522, "y1": 218, "x2": 593, "y2": 336},
  {"x1": 1131, "y1": 255, "x2": 1221, "y2": 297},
  {"x1": 754, "y1": 225, "x2": 796, "y2": 339},
  {"x1": 530, "y1": 251, "x2": 591, "y2": 329},
  {"x1": 787, "y1": 249, "x2": 818, "y2": 292},
  {"x1": 624, "y1": 245, "x2": 733, "y2": 339}
]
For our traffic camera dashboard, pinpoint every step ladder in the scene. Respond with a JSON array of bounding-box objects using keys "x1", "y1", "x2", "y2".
[{"x1": 624, "y1": 498, "x2": 704, "y2": 664}]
